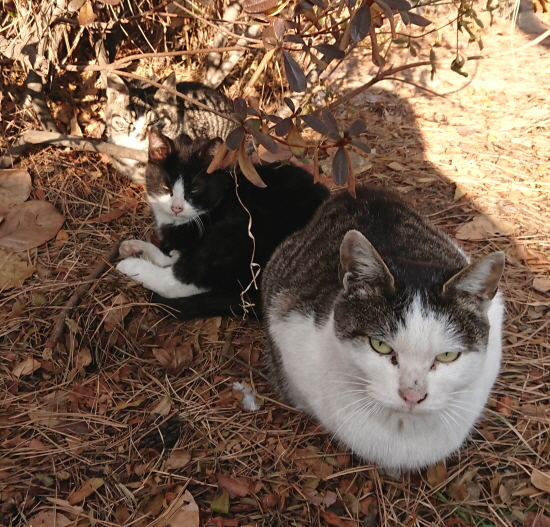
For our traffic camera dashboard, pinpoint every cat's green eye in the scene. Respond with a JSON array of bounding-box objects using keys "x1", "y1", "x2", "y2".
[
  {"x1": 436, "y1": 351, "x2": 461, "y2": 363},
  {"x1": 369, "y1": 338, "x2": 393, "y2": 355},
  {"x1": 190, "y1": 188, "x2": 199, "y2": 194}
]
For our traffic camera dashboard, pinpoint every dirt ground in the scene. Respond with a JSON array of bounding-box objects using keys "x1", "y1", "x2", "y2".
[{"x1": 0, "y1": 6, "x2": 549, "y2": 527}]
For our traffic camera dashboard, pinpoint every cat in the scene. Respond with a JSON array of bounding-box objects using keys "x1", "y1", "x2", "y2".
[
  {"x1": 262, "y1": 185, "x2": 505, "y2": 474},
  {"x1": 115, "y1": 130, "x2": 330, "y2": 320},
  {"x1": 104, "y1": 73, "x2": 235, "y2": 184}
]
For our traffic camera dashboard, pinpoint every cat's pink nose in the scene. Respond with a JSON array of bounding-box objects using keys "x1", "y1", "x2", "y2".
[
  {"x1": 171, "y1": 205, "x2": 184, "y2": 215},
  {"x1": 399, "y1": 389, "x2": 427, "y2": 406}
]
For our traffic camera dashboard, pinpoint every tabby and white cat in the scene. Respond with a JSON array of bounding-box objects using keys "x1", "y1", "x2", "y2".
[
  {"x1": 115, "y1": 130, "x2": 329, "y2": 320},
  {"x1": 262, "y1": 186, "x2": 505, "y2": 474},
  {"x1": 104, "y1": 73, "x2": 234, "y2": 184}
]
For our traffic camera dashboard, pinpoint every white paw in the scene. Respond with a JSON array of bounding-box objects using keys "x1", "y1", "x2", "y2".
[
  {"x1": 116, "y1": 258, "x2": 145, "y2": 281},
  {"x1": 119, "y1": 240, "x2": 144, "y2": 258}
]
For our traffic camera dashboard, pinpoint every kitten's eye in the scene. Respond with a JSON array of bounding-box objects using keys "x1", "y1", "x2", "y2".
[
  {"x1": 190, "y1": 188, "x2": 199, "y2": 194},
  {"x1": 369, "y1": 338, "x2": 393, "y2": 355},
  {"x1": 435, "y1": 351, "x2": 461, "y2": 363},
  {"x1": 162, "y1": 184, "x2": 170, "y2": 191}
]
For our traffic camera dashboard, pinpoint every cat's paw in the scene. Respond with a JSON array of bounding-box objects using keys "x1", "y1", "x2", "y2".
[
  {"x1": 119, "y1": 240, "x2": 144, "y2": 258},
  {"x1": 116, "y1": 258, "x2": 146, "y2": 282}
]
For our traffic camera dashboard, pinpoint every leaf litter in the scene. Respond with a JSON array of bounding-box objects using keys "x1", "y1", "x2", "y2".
[{"x1": 0, "y1": 9, "x2": 549, "y2": 527}]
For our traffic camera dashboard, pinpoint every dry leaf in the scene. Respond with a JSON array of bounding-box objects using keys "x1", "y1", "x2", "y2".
[
  {"x1": 75, "y1": 348, "x2": 92, "y2": 369},
  {"x1": 531, "y1": 469, "x2": 550, "y2": 494},
  {"x1": 448, "y1": 482, "x2": 469, "y2": 501},
  {"x1": 26, "y1": 510, "x2": 72, "y2": 527},
  {"x1": 151, "y1": 396, "x2": 172, "y2": 416},
  {"x1": 525, "y1": 513, "x2": 550, "y2": 527},
  {"x1": 0, "y1": 169, "x2": 32, "y2": 215},
  {"x1": 104, "y1": 293, "x2": 131, "y2": 332},
  {"x1": 0, "y1": 248, "x2": 35, "y2": 289},
  {"x1": 455, "y1": 214, "x2": 515, "y2": 241},
  {"x1": 68, "y1": 477, "x2": 104, "y2": 504},
  {"x1": 166, "y1": 450, "x2": 192, "y2": 470},
  {"x1": 387, "y1": 161, "x2": 405, "y2": 171},
  {"x1": 150, "y1": 490, "x2": 199, "y2": 527},
  {"x1": 217, "y1": 473, "x2": 250, "y2": 498},
  {"x1": 533, "y1": 277, "x2": 550, "y2": 293},
  {"x1": 426, "y1": 461, "x2": 447, "y2": 487},
  {"x1": 12, "y1": 357, "x2": 41, "y2": 378},
  {"x1": 78, "y1": 0, "x2": 96, "y2": 25},
  {"x1": 153, "y1": 343, "x2": 193, "y2": 374},
  {"x1": 0, "y1": 200, "x2": 64, "y2": 252}
]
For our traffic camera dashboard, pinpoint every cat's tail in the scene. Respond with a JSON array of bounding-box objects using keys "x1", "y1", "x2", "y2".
[{"x1": 151, "y1": 290, "x2": 262, "y2": 321}]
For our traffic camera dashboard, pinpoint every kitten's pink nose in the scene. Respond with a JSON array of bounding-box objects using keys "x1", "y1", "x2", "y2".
[
  {"x1": 136, "y1": 132, "x2": 147, "y2": 141},
  {"x1": 171, "y1": 205, "x2": 184, "y2": 215},
  {"x1": 399, "y1": 389, "x2": 427, "y2": 406}
]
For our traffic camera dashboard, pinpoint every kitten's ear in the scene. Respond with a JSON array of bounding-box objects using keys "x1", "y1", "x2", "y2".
[
  {"x1": 339, "y1": 230, "x2": 395, "y2": 292},
  {"x1": 198, "y1": 138, "x2": 224, "y2": 165},
  {"x1": 148, "y1": 129, "x2": 173, "y2": 162},
  {"x1": 443, "y1": 251, "x2": 505, "y2": 300},
  {"x1": 106, "y1": 73, "x2": 129, "y2": 99},
  {"x1": 154, "y1": 73, "x2": 177, "y2": 103}
]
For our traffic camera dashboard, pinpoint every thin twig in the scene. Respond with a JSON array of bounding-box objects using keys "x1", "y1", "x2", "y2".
[
  {"x1": 0, "y1": 131, "x2": 147, "y2": 169},
  {"x1": 43, "y1": 239, "x2": 122, "y2": 355}
]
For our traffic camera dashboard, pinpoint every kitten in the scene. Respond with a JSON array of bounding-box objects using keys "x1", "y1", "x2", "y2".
[
  {"x1": 115, "y1": 130, "x2": 329, "y2": 320},
  {"x1": 104, "y1": 73, "x2": 235, "y2": 184},
  {"x1": 262, "y1": 185, "x2": 505, "y2": 474}
]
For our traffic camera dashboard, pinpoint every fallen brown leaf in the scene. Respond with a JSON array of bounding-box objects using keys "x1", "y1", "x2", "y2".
[
  {"x1": 153, "y1": 343, "x2": 193, "y2": 374},
  {"x1": 104, "y1": 293, "x2": 132, "y2": 332},
  {"x1": 533, "y1": 277, "x2": 550, "y2": 293},
  {"x1": 426, "y1": 461, "x2": 447, "y2": 487},
  {"x1": 147, "y1": 489, "x2": 198, "y2": 527},
  {"x1": 0, "y1": 169, "x2": 32, "y2": 215},
  {"x1": 0, "y1": 200, "x2": 65, "y2": 252},
  {"x1": 68, "y1": 477, "x2": 104, "y2": 505},
  {"x1": 455, "y1": 214, "x2": 515, "y2": 240},
  {"x1": 217, "y1": 473, "x2": 251, "y2": 498},
  {"x1": 12, "y1": 357, "x2": 41, "y2": 378},
  {"x1": 448, "y1": 482, "x2": 469, "y2": 501},
  {"x1": 26, "y1": 510, "x2": 72, "y2": 527},
  {"x1": 531, "y1": 468, "x2": 550, "y2": 494},
  {"x1": 150, "y1": 396, "x2": 172, "y2": 416},
  {"x1": 0, "y1": 248, "x2": 35, "y2": 290},
  {"x1": 166, "y1": 450, "x2": 192, "y2": 470}
]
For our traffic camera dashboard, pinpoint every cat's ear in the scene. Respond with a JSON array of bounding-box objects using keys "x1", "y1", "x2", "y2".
[
  {"x1": 339, "y1": 230, "x2": 394, "y2": 292},
  {"x1": 198, "y1": 138, "x2": 224, "y2": 165},
  {"x1": 106, "y1": 73, "x2": 129, "y2": 99},
  {"x1": 443, "y1": 251, "x2": 504, "y2": 300},
  {"x1": 154, "y1": 73, "x2": 177, "y2": 103},
  {"x1": 148, "y1": 129, "x2": 174, "y2": 162}
]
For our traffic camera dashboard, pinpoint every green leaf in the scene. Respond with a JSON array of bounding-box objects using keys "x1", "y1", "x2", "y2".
[{"x1": 210, "y1": 489, "x2": 230, "y2": 514}]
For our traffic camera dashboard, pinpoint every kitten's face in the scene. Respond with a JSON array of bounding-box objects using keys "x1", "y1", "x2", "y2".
[
  {"x1": 145, "y1": 131, "x2": 228, "y2": 227},
  {"x1": 334, "y1": 229, "x2": 504, "y2": 417},
  {"x1": 105, "y1": 73, "x2": 180, "y2": 151}
]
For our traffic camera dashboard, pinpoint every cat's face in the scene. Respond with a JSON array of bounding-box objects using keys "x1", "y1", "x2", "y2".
[
  {"x1": 105, "y1": 73, "x2": 181, "y2": 151},
  {"x1": 145, "y1": 130, "x2": 228, "y2": 227},
  {"x1": 334, "y1": 230, "x2": 504, "y2": 417}
]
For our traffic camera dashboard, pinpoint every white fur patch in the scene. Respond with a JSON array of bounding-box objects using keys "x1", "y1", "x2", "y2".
[
  {"x1": 116, "y1": 258, "x2": 208, "y2": 298},
  {"x1": 119, "y1": 239, "x2": 178, "y2": 267},
  {"x1": 148, "y1": 180, "x2": 203, "y2": 228},
  {"x1": 267, "y1": 293, "x2": 503, "y2": 472}
]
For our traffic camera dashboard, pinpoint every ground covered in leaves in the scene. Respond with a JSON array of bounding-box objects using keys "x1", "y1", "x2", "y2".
[{"x1": 1, "y1": 9, "x2": 550, "y2": 527}]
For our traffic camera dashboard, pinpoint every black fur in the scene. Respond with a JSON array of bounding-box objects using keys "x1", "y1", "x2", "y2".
[{"x1": 147, "y1": 134, "x2": 330, "y2": 320}]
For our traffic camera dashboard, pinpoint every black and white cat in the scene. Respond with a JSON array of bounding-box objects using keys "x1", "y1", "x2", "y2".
[
  {"x1": 115, "y1": 130, "x2": 330, "y2": 320},
  {"x1": 262, "y1": 185, "x2": 505, "y2": 474},
  {"x1": 104, "y1": 73, "x2": 234, "y2": 184}
]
